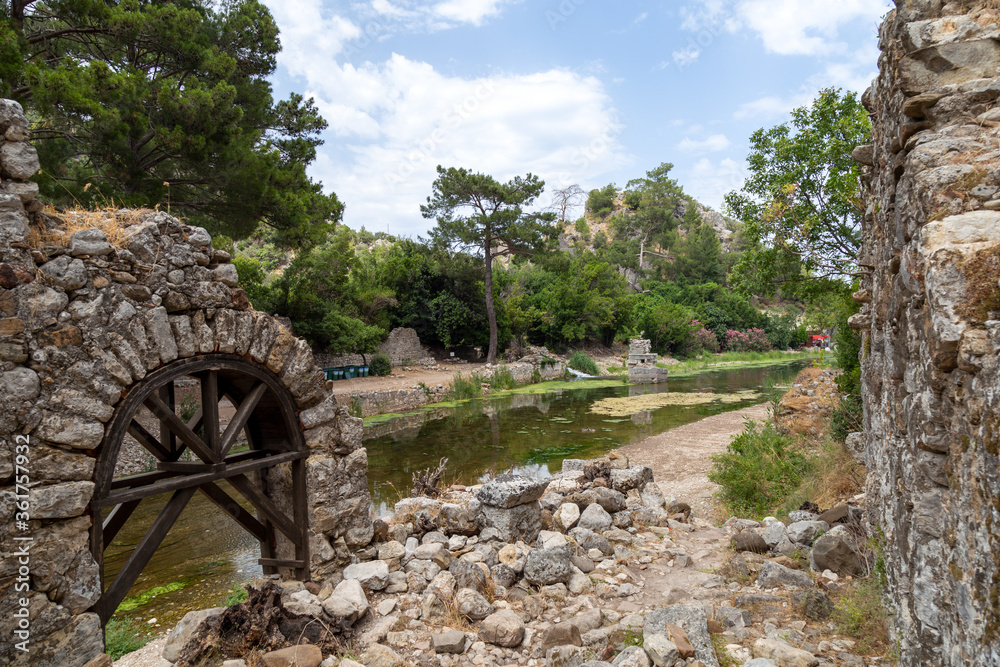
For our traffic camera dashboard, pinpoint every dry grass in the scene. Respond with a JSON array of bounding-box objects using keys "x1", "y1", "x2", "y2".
[
  {"x1": 785, "y1": 438, "x2": 866, "y2": 513},
  {"x1": 27, "y1": 205, "x2": 160, "y2": 252}
]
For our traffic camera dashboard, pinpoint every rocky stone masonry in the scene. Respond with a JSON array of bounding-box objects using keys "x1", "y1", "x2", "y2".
[
  {"x1": 157, "y1": 456, "x2": 875, "y2": 667},
  {"x1": 628, "y1": 338, "x2": 669, "y2": 384},
  {"x1": 856, "y1": 2, "x2": 1000, "y2": 664},
  {"x1": 0, "y1": 99, "x2": 372, "y2": 666}
]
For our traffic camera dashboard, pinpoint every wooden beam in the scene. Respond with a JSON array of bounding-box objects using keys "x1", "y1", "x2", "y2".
[
  {"x1": 258, "y1": 558, "x2": 306, "y2": 569},
  {"x1": 102, "y1": 499, "x2": 141, "y2": 548},
  {"x1": 200, "y1": 370, "x2": 220, "y2": 458},
  {"x1": 197, "y1": 483, "x2": 267, "y2": 542},
  {"x1": 94, "y1": 450, "x2": 306, "y2": 507},
  {"x1": 144, "y1": 392, "x2": 216, "y2": 463},
  {"x1": 127, "y1": 421, "x2": 171, "y2": 462},
  {"x1": 220, "y1": 382, "x2": 267, "y2": 458},
  {"x1": 93, "y1": 486, "x2": 196, "y2": 624},
  {"x1": 158, "y1": 383, "x2": 176, "y2": 456},
  {"x1": 228, "y1": 474, "x2": 302, "y2": 545}
]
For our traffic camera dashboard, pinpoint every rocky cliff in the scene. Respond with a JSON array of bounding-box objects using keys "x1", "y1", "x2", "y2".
[{"x1": 856, "y1": 1, "x2": 1000, "y2": 664}]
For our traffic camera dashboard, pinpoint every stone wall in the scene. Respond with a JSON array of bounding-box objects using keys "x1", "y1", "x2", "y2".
[
  {"x1": 0, "y1": 100, "x2": 371, "y2": 665},
  {"x1": 857, "y1": 3, "x2": 1000, "y2": 664}
]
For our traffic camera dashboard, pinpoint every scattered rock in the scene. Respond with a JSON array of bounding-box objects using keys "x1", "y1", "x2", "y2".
[{"x1": 479, "y1": 609, "x2": 525, "y2": 647}]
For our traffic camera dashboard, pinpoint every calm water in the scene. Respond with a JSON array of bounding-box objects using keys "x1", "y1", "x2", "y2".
[
  {"x1": 365, "y1": 362, "x2": 806, "y2": 513},
  {"x1": 104, "y1": 360, "x2": 804, "y2": 629}
]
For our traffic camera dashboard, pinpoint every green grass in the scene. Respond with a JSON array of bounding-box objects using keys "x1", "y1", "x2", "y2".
[
  {"x1": 105, "y1": 617, "x2": 153, "y2": 660},
  {"x1": 708, "y1": 418, "x2": 811, "y2": 518},
  {"x1": 832, "y1": 577, "x2": 894, "y2": 656},
  {"x1": 117, "y1": 580, "x2": 187, "y2": 612},
  {"x1": 450, "y1": 371, "x2": 481, "y2": 400},
  {"x1": 224, "y1": 583, "x2": 249, "y2": 606},
  {"x1": 657, "y1": 350, "x2": 814, "y2": 376},
  {"x1": 567, "y1": 351, "x2": 600, "y2": 376}
]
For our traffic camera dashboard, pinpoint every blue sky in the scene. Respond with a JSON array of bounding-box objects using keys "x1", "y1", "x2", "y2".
[{"x1": 262, "y1": 0, "x2": 892, "y2": 237}]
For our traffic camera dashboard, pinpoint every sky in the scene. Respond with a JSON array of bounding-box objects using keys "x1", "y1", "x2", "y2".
[{"x1": 262, "y1": 0, "x2": 893, "y2": 238}]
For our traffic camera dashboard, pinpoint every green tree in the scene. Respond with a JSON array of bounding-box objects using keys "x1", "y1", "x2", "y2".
[
  {"x1": 673, "y1": 205, "x2": 724, "y2": 283},
  {"x1": 725, "y1": 88, "x2": 870, "y2": 296},
  {"x1": 619, "y1": 162, "x2": 685, "y2": 274},
  {"x1": 3, "y1": 0, "x2": 340, "y2": 246},
  {"x1": 421, "y1": 166, "x2": 555, "y2": 364},
  {"x1": 586, "y1": 183, "x2": 617, "y2": 217}
]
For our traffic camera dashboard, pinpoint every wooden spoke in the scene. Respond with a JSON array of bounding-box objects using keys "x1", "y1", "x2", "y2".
[
  {"x1": 200, "y1": 370, "x2": 220, "y2": 458},
  {"x1": 228, "y1": 473, "x2": 301, "y2": 545},
  {"x1": 95, "y1": 486, "x2": 197, "y2": 624},
  {"x1": 220, "y1": 382, "x2": 267, "y2": 457},
  {"x1": 102, "y1": 500, "x2": 141, "y2": 548},
  {"x1": 143, "y1": 392, "x2": 216, "y2": 463},
  {"x1": 157, "y1": 384, "x2": 177, "y2": 456},
  {"x1": 198, "y1": 482, "x2": 267, "y2": 542},
  {"x1": 127, "y1": 421, "x2": 171, "y2": 462}
]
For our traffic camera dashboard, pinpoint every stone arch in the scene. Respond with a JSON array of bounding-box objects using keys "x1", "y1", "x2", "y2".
[{"x1": 0, "y1": 99, "x2": 371, "y2": 666}]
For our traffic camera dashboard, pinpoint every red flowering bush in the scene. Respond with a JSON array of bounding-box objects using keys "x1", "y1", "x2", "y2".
[{"x1": 725, "y1": 327, "x2": 772, "y2": 352}]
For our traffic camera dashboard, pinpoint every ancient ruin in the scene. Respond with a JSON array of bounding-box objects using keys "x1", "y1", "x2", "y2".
[
  {"x1": 627, "y1": 338, "x2": 669, "y2": 384},
  {"x1": 0, "y1": 99, "x2": 371, "y2": 666},
  {"x1": 855, "y1": 2, "x2": 1000, "y2": 664}
]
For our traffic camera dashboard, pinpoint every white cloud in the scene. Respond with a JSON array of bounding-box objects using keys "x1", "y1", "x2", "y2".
[
  {"x1": 634, "y1": 12, "x2": 649, "y2": 25},
  {"x1": 678, "y1": 134, "x2": 731, "y2": 153},
  {"x1": 368, "y1": 0, "x2": 521, "y2": 30},
  {"x1": 735, "y1": 0, "x2": 890, "y2": 56},
  {"x1": 684, "y1": 157, "x2": 747, "y2": 210}
]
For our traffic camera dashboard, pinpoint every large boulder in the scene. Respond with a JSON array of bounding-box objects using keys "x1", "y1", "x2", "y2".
[
  {"x1": 476, "y1": 474, "x2": 549, "y2": 508},
  {"x1": 757, "y1": 561, "x2": 814, "y2": 589},
  {"x1": 578, "y1": 503, "x2": 613, "y2": 532},
  {"x1": 810, "y1": 531, "x2": 863, "y2": 577},
  {"x1": 643, "y1": 605, "x2": 717, "y2": 667},
  {"x1": 479, "y1": 609, "x2": 525, "y2": 648},
  {"x1": 523, "y1": 545, "x2": 574, "y2": 586}
]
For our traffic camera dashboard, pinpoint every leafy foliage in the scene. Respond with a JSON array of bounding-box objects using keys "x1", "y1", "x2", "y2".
[
  {"x1": 370, "y1": 353, "x2": 393, "y2": 377},
  {"x1": 4, "y1": 0, "x2": 341, "y2": 246},
  {"x1": 725, "y1": 88, "x2": 870, "y2": 296},
  {"x1": 586, "y1": 183, "x2": 617, "y2": 217},
  {"x1": 567, "y1": 351, "x2": 599, "y2": 376},
  {"x1": 709, "y1": 419, "x2": 811, "y2": 517}
]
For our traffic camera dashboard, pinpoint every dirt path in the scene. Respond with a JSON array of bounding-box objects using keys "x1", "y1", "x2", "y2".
[
  {"x1": 618, "y1": 402, "x2": 770, "y2": 523},
  {"x1": 326, "y1": 363, "x2": 491, "y2": 400}
]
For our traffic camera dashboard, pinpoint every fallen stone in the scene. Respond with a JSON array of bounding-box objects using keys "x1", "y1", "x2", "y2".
[
  {"x1": 643, "y1": 605, "x2": 716, "y2": 667},
  {"x1": 786, "y1": 521, "x2": 829, "y2": 546},
  {"x1": 554, "y1": 502, "x2": 581, "y2": 532},
  {"x1": 455, "y1": 587, "x2": 493, "y2": 620},
  {"x1": 731, "y1": 532, "x2": 769, "y2": 554},
  {"x1": 611, "y1": 645, "x2": 651, "y2": 667},
  {"x1": 523, "y1": 545, "x2": 574, "y2": 585},
  {"x1": 261, "y1": 645, "x2": 322, "y2": 667},
  {"x1": 479, "y1": 609, "x2": 525, "y2": 647},
  {"x1": 361, "y1": 643, "x2": 405, "y2": 667},
  {"x1": 540, "y1": 621, "x2": 583, "y2": 651},
  {"x1": 432, "y1": 629, "x2": 468, "y2": 654},
  {"x1": 752, "y1": 637, "x2": 819, "y2": 667},
  {"x1": 162, "y1": 607, "x2": 225, "y2": 662},
  {"x1": 343, "y1": 560, "x2": 389, "y2": 591},
  {"x1": 644, "y1": 634, "x2": 679, "y2": 667},
  {"x1": 476, "y1": 473, "x2": 549, "y2": 508},
  {"x1": 578, "y1": 502, "x2": 613, "y2": 532},
  {"x1": 758, "y1": 561, "x2": 814, "y2": 589},
  {"x1": 322, "y1": 579, "x2": 369, "y2": 624},
  {"x1": 810, "y1": 532, "x2": 863, "y2": 577}
]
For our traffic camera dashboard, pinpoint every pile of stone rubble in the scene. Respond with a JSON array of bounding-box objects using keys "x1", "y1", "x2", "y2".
[{"x1": 153, "y1": 455, "x2": 879, "y2": 667}]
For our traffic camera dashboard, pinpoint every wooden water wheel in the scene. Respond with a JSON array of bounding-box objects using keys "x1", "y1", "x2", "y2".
[{"x1": 88, "y1": 354, "x2": 309, "y2": 624}]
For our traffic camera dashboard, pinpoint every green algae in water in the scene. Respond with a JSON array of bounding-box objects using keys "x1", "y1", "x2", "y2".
[{"x1": 117, "y1": 580, "x2": 188, "y2": 612}]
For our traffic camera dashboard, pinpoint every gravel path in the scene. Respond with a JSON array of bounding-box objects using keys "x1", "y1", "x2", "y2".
[{"x1": 617, "y1": 402, "x2": 770, "y2": 522}]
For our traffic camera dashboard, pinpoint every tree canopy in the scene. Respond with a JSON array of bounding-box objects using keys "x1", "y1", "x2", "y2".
[
  {"x1": 421, "y1": 166, "x2": 556, "y2": 364},
  {"x1": 724, "y1": 88, "x2": 870, "y2": 297},
  {"x1": 2, "y1": 0, "x2": 340, "y2": 246}
]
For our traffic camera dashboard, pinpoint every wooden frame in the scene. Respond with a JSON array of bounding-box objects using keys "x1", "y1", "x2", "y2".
[{"x1": 88, "y1": 355, "x2": 310, "y2": 625}]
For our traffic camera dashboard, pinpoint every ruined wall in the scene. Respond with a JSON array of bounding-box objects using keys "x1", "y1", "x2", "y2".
[
  {"x1": 0, "y1": 100, "x2": 371, "y2": 666},
  {"x1": 857, "y1": 3, "x2": 1000, "y2": 664}
]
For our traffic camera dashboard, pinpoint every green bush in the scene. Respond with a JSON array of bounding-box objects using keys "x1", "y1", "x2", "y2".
[
  {"x1": 708, "y1": 419, "x2": 810, "y2": 517},
  {"x1": 568, "y1": 351, "x2": 600, "y2": 376},
  {"x1": 370, "y1": 352, "x2": 392, "y2": 377}
]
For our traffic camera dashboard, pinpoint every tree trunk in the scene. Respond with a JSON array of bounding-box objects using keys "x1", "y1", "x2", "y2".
[{"x1": 483, "y1": 244, "x2": 498, "y2": 364}]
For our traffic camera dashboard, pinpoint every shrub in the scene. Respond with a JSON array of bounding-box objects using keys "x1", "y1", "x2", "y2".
[
  {"x1": 708, "y1": 419, "x2": 810, "y2": 517},
  {"x1": 568, "y1": 351, "x2": 600, "y2": 376},
  {"x1": 691, "y1": 320, "x2": 720, "y2": 353},
  {"x1": 370, "y1": 352, "x2": 392, "y2": 377},
  {"x1": 724, "y1": 327, "x2": 772, "y2": 353}
]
